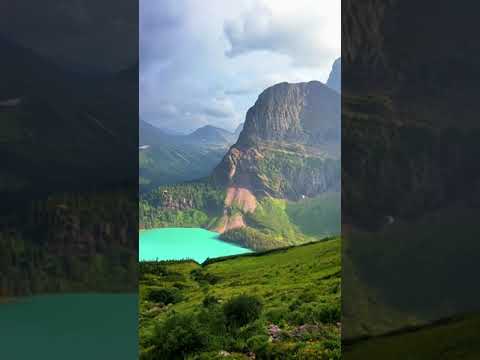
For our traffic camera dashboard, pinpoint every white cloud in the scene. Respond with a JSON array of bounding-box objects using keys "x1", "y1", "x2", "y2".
[
  {"x1": 140, "y1": 0, "x2": 340, "y2": 132},
  {"x1": 224, "y1": 0, "x2": 340, "y2": 67}
]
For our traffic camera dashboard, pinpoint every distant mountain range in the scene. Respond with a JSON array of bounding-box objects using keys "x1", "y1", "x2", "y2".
[{"x1": 139, "y1": 120, "x2": 243, "y2": 191}]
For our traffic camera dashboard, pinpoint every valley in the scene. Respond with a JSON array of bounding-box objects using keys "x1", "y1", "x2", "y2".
[
  {"x1": 140, "y1": 80, "x2": 341, "y2": 252},
  {"x1": 139, "y1": 120, "x2": 243, "y2": 192},
  {"x1": 139, "y1": 62, "x2": 342, "y2": 359}
]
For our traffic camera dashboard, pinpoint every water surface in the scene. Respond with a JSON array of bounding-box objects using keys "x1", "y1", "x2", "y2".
[
  {"x1": 0, "y1": 293, "x2": 137, "y2": 359},
  {"x1": 140, "y1": 227, "x2": 252, "y2": 263}
]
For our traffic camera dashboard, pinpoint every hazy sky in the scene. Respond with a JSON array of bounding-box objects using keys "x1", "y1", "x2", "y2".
[{"x1": 140, "y1": 0, "x2": 340, "y2": 133}]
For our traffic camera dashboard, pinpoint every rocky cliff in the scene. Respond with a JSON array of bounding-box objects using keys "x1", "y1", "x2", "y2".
[
  {"x1": 326, "y1": 58, "x2": 341, "y2": 93},
  {"x1": 213, "y1": 81, "x2": 340, "y2": 208}
]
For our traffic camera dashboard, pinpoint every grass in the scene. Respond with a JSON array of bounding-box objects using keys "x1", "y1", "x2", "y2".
[
  {"x1": 343, "y1": 204, "x2": 480, "y2": 340},
  {"x1": 344, "y1": 315, "x2": 480, "y2": 359},
  {"x1": 220, "y1": 194, "x2": 341, "y2": 251},
  {"x1": 287, "y1": 192, "x2": 340, "y2": 237},
  {"x1": 139, "y1": 238, "x2": 341, "y2": 359}
]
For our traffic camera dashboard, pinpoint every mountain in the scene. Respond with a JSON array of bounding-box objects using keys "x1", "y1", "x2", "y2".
[
  {"x1": 140, "y1": 81, "x2": 341, "y2": 249},
  {"x1": 233, "y1": 122, "x2": 244, "y2": 137},
  {"x1": 326, "y1": 57, "x2": 341, "y2": 93},
  {"x1": 139, "y1": 120, "x2": 238, "y2": 192},
  {"x1": 139, "y1": 119, "x2": 173, "y2": 146},
  {"x1": 213, "y1": 81, "x2": 340, "y2": 202},
  {"x1": 186, "y1": 124, "x2": 236, "y2": 145}
]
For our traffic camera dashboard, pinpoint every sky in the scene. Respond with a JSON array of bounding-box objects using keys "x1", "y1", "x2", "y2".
[{"x1": 140, "y1": 0, "x2": 341, "y2": 133}]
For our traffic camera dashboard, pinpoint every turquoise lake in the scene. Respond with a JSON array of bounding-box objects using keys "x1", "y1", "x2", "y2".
[
  {"x1": 0, "y1": 293, "x2": 137, "y2": 359},
  {"x1": 139, "y1": 227, "x2": 252, "y2": 263}
]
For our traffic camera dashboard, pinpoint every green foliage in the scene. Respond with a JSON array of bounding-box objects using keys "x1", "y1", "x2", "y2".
[
  {"x1": 286, "y1": 192, "x2": 341, "y2": 237},
  {"x1": 146, "y1": 287, "x2": 183, "y2": 305},
  {"x1": 139, "y1": 239, "x2": 341, "y2": 359},
  {"x1": 149, "y1": 313, "x2": 207, "y2": 360},
  {"x1": 139, "y1": 141, "x2": 228, "y2": 193},
  {"x1": 345, "y1": 315, "x2": 480, "y2": 360},
  {"x1": 139, "y1": 182, "x2": 225, "y2": 229},
  {"x1": 246, "y1": 335, "x2": 269, "y2": 353},
  {"x1": 191, "y1": 269, "x2": 221, "y2": 285},
  {"x1": 223, "y1": 295, "x2": 263, "y2": 328},
  {"x1": 219, "y1": 196, "x2": 322, "y2": 251},
  {"x1": 0, "y1": 190, "x2": 137, "y2": 296},
  {"x1": 219, "y1": 227, "x2": 287, "y2": 251},
  {"x1": 202, "y1": 295, "x2": 220, "y2": 308},
  {"x1": 255, "y1": 148, "x2": 340, "y2": 198}
]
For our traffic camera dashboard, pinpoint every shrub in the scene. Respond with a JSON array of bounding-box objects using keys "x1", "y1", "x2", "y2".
[
  {"x1": 203, "y1": 295, "x2": 220, "y2": 307},
  {"x1": 191, "y1": 269, "x2": 221, "y2": 285},
  {"x1": 147, "y1": 287, "x2": 183, "y2": 305},
  {"x1": 299, "y1": 289, "x2": 317, "y2": 303},
  {"x1": 223, "y1": 295, "x2": 263, "y2": 328},
  {"x1": 246, "y1": 335, "x2": 269, "y2": 353},
  {"x1": 151, "y1": 313, "x2": 207, "y2": 359},
  {"x1": 265, "y1": 307, "x2": 286, "y2": 323},
  {"x1": 318, "y1": 303, "x2": 341, "y2": 323}
]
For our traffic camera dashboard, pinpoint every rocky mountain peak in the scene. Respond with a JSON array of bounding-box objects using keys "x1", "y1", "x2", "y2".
[
  {"x1": 326, "y1": 58, "x2": 341, "y2": 93},
  {"x1": 237, "y1": 81, "x2": 340, "y2": 147},
  {"x1": 212, "y1": 81, "x2": 340, "y2": 204}
]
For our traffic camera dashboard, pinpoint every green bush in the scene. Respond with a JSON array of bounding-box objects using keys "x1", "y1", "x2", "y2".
[
  {"x1": 151, "y1": 313, "x2": 207, "y2": 359},
  {"x1": 246, "y1": 335, "x2": 269, "y2": 353},
  {"x1": 223, "y1": 295, "x2": 263, "y2": 328},
  {"x1": 265, "y1": 307, "x2": 287, "y2": 323},
  {"x1": 318, "y1": 303, "x2": 341, "y2": 324},
  {"x1": 288, "y1": 302, "x2": 340, "y2": 325},
  {"x1": 146, "y1": 287, "x2": 183, "y2": 305},
  {"x1": 191, "y1": 269, "x2": 221, "y2": 285},
  {"x1": 203, "y1": 295, "x2": 220, "y2": 307}
]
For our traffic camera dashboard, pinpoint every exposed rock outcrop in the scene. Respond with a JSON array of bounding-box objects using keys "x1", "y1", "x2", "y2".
[{"x1": 213, "y1": 81, "x2": 340, "y2": 204}]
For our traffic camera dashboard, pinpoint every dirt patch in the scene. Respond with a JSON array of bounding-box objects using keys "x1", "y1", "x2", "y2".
[
  {"x1": 225, "y1": 187, "x2": 257, "y2": 213},
  {"x1": 213, "y1": 213, "x2": 246, "y2": 234}
]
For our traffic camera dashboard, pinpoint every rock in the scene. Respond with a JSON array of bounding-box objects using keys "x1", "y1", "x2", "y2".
[{"x1": 212, "y1": 81, "x2": 340, "y2": 201}]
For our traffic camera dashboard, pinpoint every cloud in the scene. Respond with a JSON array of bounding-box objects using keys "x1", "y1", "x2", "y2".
[
  {"x1": 224, "y1": 0, "x2": 340, "y2": 67},
  {"x1": 140, "y1": 0, "x2": 340, "y2": 133}
]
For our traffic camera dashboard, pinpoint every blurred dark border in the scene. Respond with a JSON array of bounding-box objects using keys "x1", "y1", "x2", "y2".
[
  {"x1": 0, "y1": 1, "x2": 138, "y2": 358},
  {"x1": 342, "y1": 1, "x2": 480, "y2": 358}
]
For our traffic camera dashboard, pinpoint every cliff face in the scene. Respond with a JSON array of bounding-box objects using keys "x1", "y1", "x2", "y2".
[
  {"x1": 237, "y1": 81, "x2": 340, "y2": 147},
  {"x1": 326, "y1": 58, "x2": 341, "y2": 93},
  {"x1": 213, "y1": 81, "x2": 340, "y2": 204}
]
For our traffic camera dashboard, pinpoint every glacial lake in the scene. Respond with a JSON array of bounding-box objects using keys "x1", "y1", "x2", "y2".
[
  {"x1": 0, "y1": 293, "x2": 137, "y2": 359},
  {"x1": 139, "y1": 227, "x2": 252, "y2": 263}
]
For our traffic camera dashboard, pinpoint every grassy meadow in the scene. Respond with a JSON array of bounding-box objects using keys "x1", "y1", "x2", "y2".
[
  {"x1": 139, "y1": 238, "x2": 341, "y2": 360},
  {"x1": 344, "y1": 315, "x2": 480, "y2": 359}
]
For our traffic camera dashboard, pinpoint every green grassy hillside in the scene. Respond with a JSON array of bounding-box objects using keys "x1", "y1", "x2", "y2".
[
  {"x1": 344, "y1": 315, "x2": 480, "y2": 359},
  {"x1": 139, "y1": 182, "x2": 225, "y2": 229},
  {"x1": 343, "y1": 204, "x2": 480, "y2": 340},
  {"x1": 139, "y1": 238, "x2": 341, "y2": 360},
  {"x1": 220, "y1": 194, "x2": 340, "y2": 251},
  {"x1": 139, "y1": 144, "x2": 227, "y2": 192}
]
